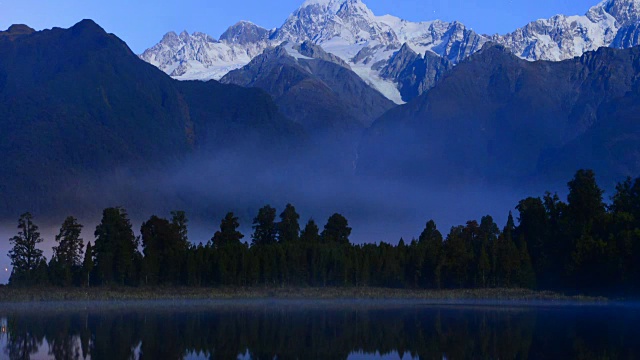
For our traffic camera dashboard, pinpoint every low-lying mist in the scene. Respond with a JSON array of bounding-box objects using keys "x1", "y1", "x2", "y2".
[{"x1": 0, "y1": 140, "x2": 580, "y2": 284}]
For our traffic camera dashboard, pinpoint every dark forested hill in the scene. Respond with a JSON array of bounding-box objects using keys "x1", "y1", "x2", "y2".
[
  {"x1": 0, "y1": 20, "x2": 303, "y2": 216},
  {"x1": 358, "y1": 43, "x2": 640, "y2": 189}
]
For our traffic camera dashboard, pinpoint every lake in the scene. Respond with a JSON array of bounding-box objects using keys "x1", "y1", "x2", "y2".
[{"x1": 0, "y1": 300, "x2": 638, "y2": 359}]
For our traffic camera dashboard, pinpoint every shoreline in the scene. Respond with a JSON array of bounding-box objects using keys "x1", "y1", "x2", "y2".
[{"x1": 0, "y1": 287, "x2": 608, "y2": 304}]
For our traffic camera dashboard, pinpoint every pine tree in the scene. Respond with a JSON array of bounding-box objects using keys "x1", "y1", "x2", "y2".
[
  {"x1": 278, "y1": 204, "x2": 300, "y2": 243},
  {"x1": 478, "y1": 244, "x2": 491, "y2": 288},
  {"x1": 51, "y1": 216, "x2": 84, "y2": 286},
  {"x1": 566, "y1": 169, "x2": 607, "y2": 290},
  {"x1": 567, "y1": 169, "x2": 606, "y2": 230},
  {"x1": 479, "y1": 216, "x2": 499, "y2": 286},
  {"x1": 443, "y1": 226, "x2": 471, "y2": 288},
  {"x1": 141, "y1": 215, "x2": 187, "y2": 285},
  {"x1": 321, "y1": 214, "x2": 351, "y2": 244},
  {"x1": 516, "y1": 197, "x2": 549, "y2": 279},
  {"x1": 542, "y1": 191, "x2": 570, "y2": 288},
  {"x1": 141, "y1": 216, "x2": 170, "y2": 285},
  {"x1": 252, "y1": 205, "x2": 277, "y2": 246},
  {"x1": 171, "y1": 211, "x2": 189, "y2": 246},
  {"x1": 300, "y1": 219, "x2": 320, "y2": 243},
  {"x1": 170, "y1": 211, "x2": 189, "y2": 284},
  {"x1": 418, "y1": 220, "x2": 443, "y2": 288},
  {"x1": 609, "y1": 177, "x2": 640, "y2": 291},
  {"x1": 82, "y1": 242, "x2": 94, "y2": 287},
  {"x1": 8, "y1": 212, "x2": 46, "y2": 286},
  {"x1": 495, "y1": 212, "x2": 520, "y2": 287},
  {"x1": 212, "y1": 212, "x2": 244, "y2": 248},
  {"x1": 94, "y1": 207, "x2": 139, "y2": 285},
  {"x1": 516, "y1": 236, "x2": 537, "y2": 288}
]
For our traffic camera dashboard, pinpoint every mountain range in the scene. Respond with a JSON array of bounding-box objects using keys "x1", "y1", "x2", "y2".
[
  {"x1": 0, "y1": 20, "x2": 302, "y2": 217},
  {"x1": 1, "y1": 0, "x2": 640, "y2": 229},
  {"x1": 140, "y1": 0, "x2": 640, "y2": 103},
  {"x1": 358, "y1": 42, "x2": 640, "y2": 188}
]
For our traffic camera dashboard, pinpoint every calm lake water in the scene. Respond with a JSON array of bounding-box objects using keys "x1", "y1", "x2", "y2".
[{"x1": 0, "y1": 300, "x2": 638, "y2": 359}]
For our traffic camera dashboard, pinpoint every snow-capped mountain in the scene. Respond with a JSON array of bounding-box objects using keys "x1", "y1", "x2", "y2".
[
  {"x1": 140, "y1": 0, "x2": 640, "y2": 102},
  {"x1": 491, "y1": 0, "x2": 621, "y2": 61},
  {"x1": 269, "y1": 0, "x2": 486, "y2": 102},
  {"x1": 140, "y1": 0, "x2": 486, "y2": 103},
  {"x1": 139, "y1": 22, "x2": 272, "y2": 80},
  {"x1": 273, "y1": 0, "x2": 397, "y2": 45},
  {"x1": 220, "y1": 40, "x2": 394, "y2": 131},
  {"x1": 220, "y1": 20, "x2": 272, "y2": 45}
]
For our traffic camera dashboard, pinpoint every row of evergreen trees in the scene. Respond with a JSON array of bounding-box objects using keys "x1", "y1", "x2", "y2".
[{"x1": 5, "y1": 170, "x2": 640, "y2": 294}]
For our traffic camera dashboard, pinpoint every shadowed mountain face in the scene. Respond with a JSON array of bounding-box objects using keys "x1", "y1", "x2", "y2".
[
  {"x1": 0, "y1": 20, "x2": 303, "y2": 217},
  {"x1": 0, "y1": 24, "x2": 36, "y2": 39},
  {"x1": 221, "y1": 41, "x2": 395, "y2": 133},
  {"x1": 380, "y1": 43, "x2": 454, "y2": 102},
  {"x1": 358, "y1": 43, "x2": 640, "y2": 189},
  {"x1": 219, "y1": 21, "x2": 272, "y2": 45},
  {"x1": 220, "y1": 41, "x2": 396, "y2": 172}
]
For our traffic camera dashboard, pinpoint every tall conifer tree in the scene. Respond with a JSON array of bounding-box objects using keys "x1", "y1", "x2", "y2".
[{"x1": 8, "y1": 213, "x2": 46, "y2": 285}]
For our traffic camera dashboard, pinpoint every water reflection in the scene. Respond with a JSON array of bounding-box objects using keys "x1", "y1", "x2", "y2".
[{"x1": 0, "y1": 302, "x2": 638, "y2": 360}]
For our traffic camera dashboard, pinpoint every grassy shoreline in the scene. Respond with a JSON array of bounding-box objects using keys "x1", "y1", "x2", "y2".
[{"x1": 0, "y1": 286, "x2": 607, "y2": 303}]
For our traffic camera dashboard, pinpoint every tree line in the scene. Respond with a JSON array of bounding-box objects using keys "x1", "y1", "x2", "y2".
[{"x1": 5, "y1": 169, "x2": 640, "y2": 294}]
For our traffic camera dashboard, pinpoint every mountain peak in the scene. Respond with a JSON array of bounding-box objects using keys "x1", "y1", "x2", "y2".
[
  {"x1": 179, "y1": 30, "x2": 191, "y2": 41},
  {"x1": 275, "y1": 0, "x2": 393, "y2": 45},
  {"x1": 6, "y1": 24, "x2": 35, "y2": 35},
  {"x1": 140, "y1": 0, "x2": 640, "y2": 103},
  {"x1": 157, "y1": 31, "x2": 184, "y2": 48},
  {"x1": 70, "y1": 19, "x2": 105, "y2": 34},
  {"x1": 599, "y1": 0, "x2": 640, "y2": 24},
  {"x1": 298, "y1": 0, "x2": 371, "y2": 15},
  {"x1": 0, "y1": 24, "x2": 36, "y2": 40},
  {"x1": 300, "y1": 0, "x2": 345, "y2": 10},
  {"x1": 220, "y1": 21, "x2": 270, "y2": 45}
]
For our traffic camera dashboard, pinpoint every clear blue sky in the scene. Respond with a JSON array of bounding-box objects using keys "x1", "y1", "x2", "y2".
[{"x1": 1, "y1": 0, "x2": 600, "y2": 53}]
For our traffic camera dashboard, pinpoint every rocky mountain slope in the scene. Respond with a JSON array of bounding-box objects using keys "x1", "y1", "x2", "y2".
[
  {"x1": 220, "y1": 40, "x2": 395, "y2": 172},
  {"x1": 357, "y1": 43, "x2": 640, "y2": 188},
  {"x1": 141, "y1": 0, "x2": 640, "y2": 103},
  {"x1": 139, "y1": 21, "x2": 272, "y2": 80},
  {"x1": 139, "y1": 0, "x2": 487, "y2": 103},
  {"x1": 220, "y1": 41, "x2": 394, "y2": 132}
]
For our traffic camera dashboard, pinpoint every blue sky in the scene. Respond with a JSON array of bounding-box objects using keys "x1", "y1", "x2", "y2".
[{"x1": 2, "y1": 0, "x2": 600, "y2": 53}]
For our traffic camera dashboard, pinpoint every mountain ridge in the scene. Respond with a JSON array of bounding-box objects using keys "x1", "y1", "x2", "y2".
[
  {"x1": 0, "y1": 20, "x2": 303, "y2": 217},
  {"x1": 139, "y1": 0, "x2": 640, "y2": 103},
  {"x1": 357, "y1": 43, "x2": 640, "y2": 188}
]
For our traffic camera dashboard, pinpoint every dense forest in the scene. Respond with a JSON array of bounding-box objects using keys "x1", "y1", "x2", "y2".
[{"x1": 5, "y1": 169, "x2": 640, "y2": 295}]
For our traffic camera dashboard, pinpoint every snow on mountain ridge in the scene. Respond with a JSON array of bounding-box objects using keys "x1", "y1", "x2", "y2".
[
  {"x1": 273, "y1": 0, "x2": 396, "y2": 45},
  {"x1": 140, "y1": 0, "x2": 640, "y2": 101},
  {"x1": 492, "y1": 0, "x2": 625, "y2": 61},
  {"x1": 600, "y1": 0, "x2": 640, "y2": 24},
  {"x1": 140, "y1": 0, "x2": 483, "y2": 101},
  {"x1": 220, "y1": 21, "x2": 272, "y2": 45},
  {"x1": 140, "y1": 24, "x2": 271, "y2": 80}
]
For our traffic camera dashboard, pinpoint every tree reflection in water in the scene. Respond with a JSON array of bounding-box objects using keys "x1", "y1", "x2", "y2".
[{"x1": 1, "y1": 303, "x2": 639, "y2": 360}]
